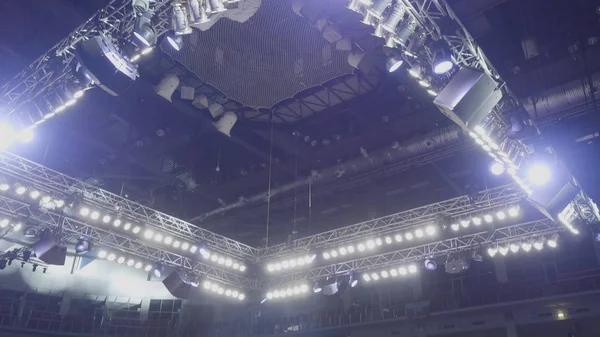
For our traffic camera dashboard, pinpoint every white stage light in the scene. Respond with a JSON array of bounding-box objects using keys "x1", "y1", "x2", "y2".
[
  {"x1": 347, "y1": 245, "x2": 355, "y2": 253},
  {"x1": 394, "y1": 234, "x2": 403, "y2": 242},
  {"x1": 371, "y1": 273, "x2": 379, "y2": 281},
  {"x1": 98, "y1": 250, "x2": 107, "y2": 259},
  {"x1": 132, "y1": 226, "x2": 141, "y2": 234},
  {"x1": 29, "y1": 190, "x2": 40, "y2": 199},
  {"x1": 498, "y1": 246, "x2": 509, "y2": 256},
  {"x1": 418, "y1": 80, "x2": 430, "y2": 88},
  {"x1": 405, "y1": 233, "x2": 413, "y2": 240},
  {"x1": 107, "y1": 253, "x2": 116, "y2": 261},
  {"x1": 154, "y1": 234, "x2": 163, "y2": 242},
  {"x1": 385, "y1": 236, "x2": 392, "y2": 244},
  {"x1": 90, "y1": 211, "x2": 100, "y2": 220},
  {"x1": 472, "y1": 217, "x2": 482, "y2": 226},
  {"x1": 117, "y1": 256, "x2": 125, "y2": 264},
  {"x1": 534, "y1": 241, "x2": 544, "y2": 250},
  {"x1": 484, "y1": 214, "x2": 494, "y2": 223},
  {"x1": 547, "y1": 239, "x2": 557, "y2": 248},
  {"x1": 239, "y1": 265, "x2": 246, "y2": 272},
  {"x1": 127, "y1": 259, "x2": 135, "y2": 267},
  {"x1": 101, "y1": 215, "x2": 110, "y2": 223},
  {"x1": 427, "y1": 89, "x2": 438, "y2": 96},
  {"x1": 425, "y1": 226, "x2": 436, "y2": 235},
  {"x1": 113, "y1": 219, "x2": 121, "y2": 227},
  {"x1": 415, "y1": 229, "x2": 424, "y2": 238},
  {"x1": 173, "y1": 241, "x2": 181, "y2": 248},
  {"x1": 145, "y1": 265, "x2": 153, "y2": 272},
  {"x1": 490, "y1": 162, "x2": 505, "y2": 175},
  {"x1": 522, "y1": 243, "x2": 532, "y2": 252},
  {"x1": 408, "y1": 264, "x2": 417, "y2": 274},
  {"x1": 218, "y1": 257, "x2": 225, "y2": 265},
  {"x1": 190, "y1": 245, "x2": 198, "y2": 253},
  {"x1": 363, "y1": 274, "x2": 371, "y2": 282},
  {"x1": 528, "y1": 164, "x2": 551, "y2": 186},
  {"x1": 339, "y1": 247, "x2": 347, "y2": 255},
  {"x1": 451, "y1": 223, "x2": 460, "y2": 231},
  {"x1": 496, "y1": 211, "x2": 506, "y2": 220},
  {"x1": 509, "y1": 244, "x2": 520, "y2": 253},
  {"x1": 330, "y1": 250, "x2": 338, "y2": 258},
  {"x1": 386, "y1": 57, "x2": 404, "y2": 73},
  {"x1": 79, "y1": 207, "x2": 90, "y2": 216},
  {"x1": 487, "y1": 247, "x2": 498, "y2": 257},
  {"x1": 398, "y1": 267, "x2": 407, "y2": 275},
  {"x1": 432, "y1": 49, "x2": 453, "y2": 74},
  {"x1": 144, "y1": 230, "x2": 154, "y2": 239},
  {"x1": 366, "y1": 240, "x2": 375, "y2": 249},
  {"x1": 375, "y1": 238, "x2": 383, "y2": 246},
  {"x1": 135, "y1": 262, "x2": 143, "y2": 269},
  {"x1": 508, "y1": 207, "x2": 520, "y2": 217},
  {"x1": 181, "y1": 242, "x2": 190, "y2": 250},
  {"x1": 381, "y1": 270, "x2": 389, "y2": 278},
  {"x1": 460, "y1": 220, "x2": 470, "y2": 228},
  {"x1": 323, "y1": 252, "x2": 331, "y2": 259}
]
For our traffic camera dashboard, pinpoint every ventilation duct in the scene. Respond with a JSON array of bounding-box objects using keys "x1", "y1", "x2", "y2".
[{"x1": 192, "y1": 125, "x2": 463, "y2": 221}]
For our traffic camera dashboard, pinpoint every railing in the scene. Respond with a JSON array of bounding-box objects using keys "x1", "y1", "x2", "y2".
[{"x1": 249, "y1": 271, "x2": 600, "y2": 336}]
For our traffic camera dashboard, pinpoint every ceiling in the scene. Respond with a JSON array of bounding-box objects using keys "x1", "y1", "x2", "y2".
[{"x1": 1, "y1": 0, "x2": 599, "y2": 246}]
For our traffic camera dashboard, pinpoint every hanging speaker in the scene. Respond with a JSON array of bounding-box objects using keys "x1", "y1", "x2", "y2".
[
  {"x1": 213, "y1": 111, "x2": 237, "y2": 137},
  {"x1": 154, "y1": 74, "x2": 180, "y2": 102},
  {"x1": 74, "y1": 35, "x2": 137, "y2": 96},
  {"x1": 434, "y1": 67, "x2": 502, "y2": 129}
]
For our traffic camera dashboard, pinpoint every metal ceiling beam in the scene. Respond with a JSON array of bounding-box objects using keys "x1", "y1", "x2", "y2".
[
  {"x1": 0, "y1": 194, "x2": 256, "y2": 289},
  {"x1": 0, "y1": 151, "x2": 260, "y2": 259},
  {"x1": 262, "y1": 218, "x2": 561, "y2": 288},
  {"x1": 257, "y1": 183, "x2": 525, "y2": 259}
]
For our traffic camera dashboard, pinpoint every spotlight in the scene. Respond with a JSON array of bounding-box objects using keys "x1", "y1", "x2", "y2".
[
  {"x1": 166, "y1": 34, "x2": 183, "y2": 51},
  {"x1": 98, "y1": 250, "x2": 107, "y2": 259},
  {"x1": 472, "y1": 217, "x2": 482, "y2": 225},
  {"x1": 432, "y1": 48, "x2": 453, "y2": 74},
  {"x1": 75, "y1": 237, "x2": 91, "y2": 254},
  {"x1": 394, "y1": 234, "x2": 402, "y2": 242},
  {"x1": 487, "y1": 247, "x2": 498, "y2": 257},
  {"x1": 133, "y1": 11, "x2": 157, "y2": 46},
  {"x1": 496, "y1": 211, "x2": 506, "y2": 220},
  {"x1": 484, "y1": 214, "x2": 494, "y2": 223},
  {"x1": 349, "y1": 273, "x2": 359, "y2": 287},
  {"x1": 386, "y1": 57, "x2": 404, "y2": 73},
  {"x1": 0, "y1": 219, "x2": 8, "y2": 228},
  {"x1": 102, "y1": 215, "x2": 111, "y2": 224},
  {"x1": 144, "y1": 264, "x2": 153, "y2": 272},
  {"x1": 313, "y1": 282, "x2": 322, "y2": 293},
  {"x1": 533, "y1": 241, "x2": 544, "y2": 250},
  {"x1": 527, "y1": 164, "x2": 551, "y2": 186},
  {"x1": 490, "y1": 161, "x2": 505, "y2": 175},
  {"x1": 153, "y1": 263, "x2": 164, "y2": 277},
  {"x1": 424, "y1": 259, "x2": 437, "y2": 271},
  {"x1": 135, "y1": 261, "x2": 143, "y2": 269},
  {"x1": 113, "y1": 219, "x2": 122, "y2": 227},
  {"x1": 498, "y1": 246, "x2": 509, "y2": 256},
  {"x1": 547, "y1": 238, "x2": 557, "y2": 248},
  {"x1": 460, "y1": 220, "x2": 470, "y2": 228},
  {"x1": 107, "y1": 253, "x2": 116, "y2": 261},
  {"x1": 117, "y1": 256, "x2": 125, "y2": 264},
  {"x1": 415, "y1": 229, "x2": 424, "y2": 238},
  {"x1": 15, "y1": 185, "x2": 27, "y2": 195},
  {"x1": 29, "y1": 190, "x2": 40, "y2": 200},
  {"x1": 427, "y1": 89, "x2": 437, "y2": 96},
  {"x1": 418, "y1": 80, "x2": 430, "y2": 88},
  {"x1": 405, "y1": 233, "x2": 413, "y2": 240},
  {"x1": 425, "y1": 226, "x2": 436, "y2": 235},
  {"x1": 172, "y1": 3, "x2": 193, "y2": 35},
  {"x1": 508, "y1": 207, "x2": 520, "y2": 217},
  {"x1": 509, "y1": 243, "x2": 520, "y2": 253},
  {"x1": 90, "y1": 211, "x2": 100, "y2": 220},
  {"x1": 522, "y1": 242, "x2": 532, "y2": 252},
  {"x1": 451, "y1": 223, "x2": 460, "y2": 231},
  {"x1": 408, "y1": 64, "x2": 422, "y2": 78}
]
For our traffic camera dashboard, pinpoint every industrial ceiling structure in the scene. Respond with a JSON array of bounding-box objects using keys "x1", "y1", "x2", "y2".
[{"x1": 0, "y1": 0, "x2": 599, "y2": 309}]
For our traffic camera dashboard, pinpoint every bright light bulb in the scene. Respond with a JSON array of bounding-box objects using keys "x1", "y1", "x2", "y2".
[
  {"x1": 451, "y1": 224, "x2": 460, "y2": 231},
  {"x1": 547, "y1": 239, "x2": 557, "y2": 248},
  {"x1": 113, "y1": 219, "x2": 121, "y2": 227},
  {"x1": 484, "y1": 214, "x2": 494, "y2": 223},
  {"x1": 460, "y1": 220, "x2": 470, "y2": 228},
  {"x1": 405, "y1": 233, "x2": 413, "y2": 240},
  {"x1": 181, "y1": 242, "x2": 190, "y2": 250},
  {"x1": 144, "y1": 230, "x2": 154, "y2": 239},
  {"x1": 394, "y1": 234, "x2": 403, "y2": 242},
  {"x1": 528, "y1": 164, "x2": 551, "y2": 186},
  {"x1": 98, "y1": 250, "x2": 107, "y2": 259},
  {"x1": 323, "y1": 252, "x2": 330, "y2": 259},
  {"x1": 415, "y1": 229, "x2": 424, "y2": 238},
  {"x1": 102, "y1": 215, "x2": 111, "y2": 223},
  {"x1": 375, "y1": 238, "x2": 383, "y2": 246},
  {"x1": 522, "y1": 243, "x2": 532, "y2": 252},
  {"x1": 408, "y1": 265, "x2": 417, "y2": 273},
  {"x1": 509, "y1": 244, "x2": 520, "y2": 253},
  {"x1": 347, "y1": 245, "x2": 355, "y2": 253},
  {"x1": 339, "y1": 247, "x2": 347, "y2": 255},
  {"x1": 496, "y1": 211, "x2": 506, "y2": 220},
  {"x1": 79, "y1": 207, "x2": 90, "y2": 216},
  {"x1": 127, "y1": 259, "x2": 135, "y2": 267},
  {"x1": 135, "y1": 262, "x2": 143, "y2": 269},
  {"x1": 154, "y1": 234, "x2": 163, "y2": 242},
  {"x1": 490, "y1": 162, "x2": 505, "y2": 176},
  {"x1": 29, "y1": 190, "x2": 40, "y2": 199},
  {"x1": 384, "y1": 236, "x2": 392, "y2": 244},
  {"x1": 381, "y1": 270, "x2": 389, "y2": 278},
  {"x1": 487, "y1": 247, "x2": 498, "y2": 257},
  {"x1": 117, "y1": 256, "x2": 125, "y2": 264},
  {"x1": 472, "y1": 217, "x2": 482, "y2": 226},
  {"x1": 534, "y1": 241, "x2": 544, "y2": 250},
  {"x1": 90, "y1": 211, "x2": 100, "y2": 220},
  {"x1": 107, "y1": 254, "x2": 116, "y2": 261},
  {"x1": 498, "y1": 246, "x2": 509, "y2": 256},
  {"x1": 132, "y1": 226, "x2": 140, "y2": 234},
  {"x1": 425, "y1": 226, "x2": 436, "y2": 235},
  {"x1": 363, "y1": 274, "x2": 371, "y2": 282},
  {"x1": 330, "y1": 250, "x2": 338, "y2": 258},
  {"x1": 366, "y1": 240, "x2": 375, "y2": 249},
  {"x1": 508, "y1": 207, "x2": 519, "y2": 217},
  {"x1": 123, "y1": 223, "x2": 132, "y2": 230},
  {"x1": 358, "y1": 243, "x2": 366, "y2": 251},
  {"x1": 371, "y1": 273, "x2": 379, "y2": 281}
]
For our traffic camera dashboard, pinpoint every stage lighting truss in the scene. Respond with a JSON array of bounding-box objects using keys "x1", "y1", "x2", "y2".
[
  {"x1": 321, "y1": 225, "x2": 437, "y2": 261},
  {"x1": 265, "y1": 254, "x2": 316, "y2": 273},
  {"x1": 486, "y1": 234, "x2": 559, "y2": 257},
  {"x1": 199, "y1": 248, "x2": 247, "y2": 273},
  {"x1": 96, "y1": 249, "x2": 154, "y2": 272},
  {"x1": 0, "y1": 180, "x2": 66, "y2": 212},
  {"x1": 448, "y1": 205, "x2": 520, "y2": 232},
  {"x1": 265, "y1": 283, "x2": 310, "y2": 301},
  {"x1": 557, "y1": 203, "x2": 580, "y2": 235},
  {"x1": 202, "y1": 280, "x2": 246, "y2": 301},
  {"x1": 362, "y1": 263, "x2": 418, "y2": 282}
]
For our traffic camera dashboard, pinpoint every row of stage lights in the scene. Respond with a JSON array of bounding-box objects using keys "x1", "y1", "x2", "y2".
[
  {"x1": 362, "y1": 263, "x2": 418, "y2": 282},
  {"x1": 487, "y1": 236, "x2": 558, "y2": 257},
  {"x1": 322, "y1": 225, "x2": 437, "y2": 261},
  {"x1": 449, "y1": 206, "x2": 520, "y2": 231},
  {"x1": 77, "y1": 206, "x2": 247, "y2": 273},
  {"x1": 0, "y1": 179, "x2": 248, "y2": 274},
  {"x1": 97, "y1": 250, "x2": 156, "y2": 274},
  {"x1": 265, "y1": 284, "x2": 310, "y2": 301},
  {"x1": 266, "y1": 254, "x2": 316, "y2": 273},
  {"x1": 202, "y1": 280, "x2": 246, "y2": 301}
]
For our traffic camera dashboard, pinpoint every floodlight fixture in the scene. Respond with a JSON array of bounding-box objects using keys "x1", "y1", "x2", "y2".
[
  {"x1": 432, "y1": 48, "x2": 453, "y2": 74},
  {"x1": 386, "y1": 56, "x2": 404, "y2": 73},
  {"x1": 527, "y1": 163, "x2": 551, "y2": 186},
  {"x1": 490, "y1": 161, "x2": 505, "y2": 175},
  {"x1": 166, "y1": 34, "x2": 183, "y2": 51},
  {"x1": 134, "y1": 11, "x2": 157, "y2": 46}
]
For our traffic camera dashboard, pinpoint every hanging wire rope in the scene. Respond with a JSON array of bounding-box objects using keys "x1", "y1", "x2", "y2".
[{"x1": 265, "y1": 111, "x2": 275, "y2": 247}]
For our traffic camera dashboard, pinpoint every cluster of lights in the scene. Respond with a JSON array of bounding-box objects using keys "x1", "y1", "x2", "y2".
[
  {"x1": 322, "y1": 225, "x2": 436, "y2": 260},
  {"x1": 266, "y1": 254, "x2": 316, "y2": 273},
  {"x1": 471, "y1": 125, "x2": 533, "y2": 195},
  {"x1": 362, "y1": 264, "x2": 419, "y2": 282},
  {"x1": 0, "y1": 123, "x2": 34, "y2": 150},
  {"x1": 408, "y1": 65, "x2": 438, "y2": 96},
  {"x1": 200, "y1": 249, "x2": 247, "y2": 272},
  {"x1": 79, "y1": 206, "x2": 142, "y2": 234},
  {"x1": 97, "y1": 249, "x2": 154, "y2": 272},
  {"x1": 558, "y1": 204, "x2": 580, "y2": 235},
  {"x1": 202, "y1": 280, "x2": 245, "y2": 301},
  {"x1": 265, "y1": 283, "x2": 310, "y2": 300},
  {"x1": 487, "y1": 236, "x2": 558, "y2": 257},
  {"x1": 0, "y1": 182, "x2": 66, "y2": 211},
  {"x1": 449, "y1": 206, "x2": 520, "y2": 231},
  {"x1": 0, "y1": 218, "x2": 22, "y2": 232},
  {"x1": 142, "y1": 228, "x2": 199, "y2": 254}
]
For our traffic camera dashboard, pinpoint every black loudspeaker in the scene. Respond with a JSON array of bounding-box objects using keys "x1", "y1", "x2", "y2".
[
  {"x1": 434, "y1": 67, "x2": 503, "y2": 129},
  {"x1": 528, "y1": 175, "x2": 579, "y2": 220},
  {"x1": 30, "y1": 232, "x2": 57, "y2": 257},
  {"x1": 38, "y1": 246, "x2": 67, "y2": 266},
  {"x1": 162, "y1": 272, "x2": 196, "y2": 299},
  {"x1": 75, "y1": 35, "x2": 137, "y2": 96}
]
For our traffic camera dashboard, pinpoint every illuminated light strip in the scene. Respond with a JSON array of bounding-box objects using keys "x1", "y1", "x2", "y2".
[
  {"x1": 322, "y1": 225, "x2": 437, "y2": 261},
  {"x1": 96, "y1": 249, "x2": 154, "y2": 272},
  {"x1": 200, "y1": 249, "x2": 246, "y2": 272},
  {"x1": 265, "y1": 283, "x2": 309, "y2": 301},
  {"x1": 486, "y1": 235, "x2": 558, "y2": 257},
  {"x1": 202, "y1": 280, "x2": 246, "y2": 301},
  {"x1": 362, "y1": 263, "x2": 419, "y2": 282},
  {"x1": 266, "y1": 254, "x2": 316, "y2": 273},
  {"x1": 449, "y1": 205, "x2": 520, "y2": 231},
  {"x1": 0, "y1": 182, "x2": 66, "y2": 211}
]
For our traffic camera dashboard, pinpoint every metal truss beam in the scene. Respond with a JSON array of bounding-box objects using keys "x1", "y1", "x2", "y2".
[
  {"x1": 0, "y1": 152, "x2": 259, "y2": 260},
  {"x1": 262, "y1": 219, "x2": 561, "y2": 287},
  {"x1": 0, "y1": 194, "x2": 257, "y2": 289},
  {"x1": 0, "y1": 0, "x2": 172, "y2": 119},
  {"x1": 258, "y1": 184, "x2": 525, "y2": 259}
]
